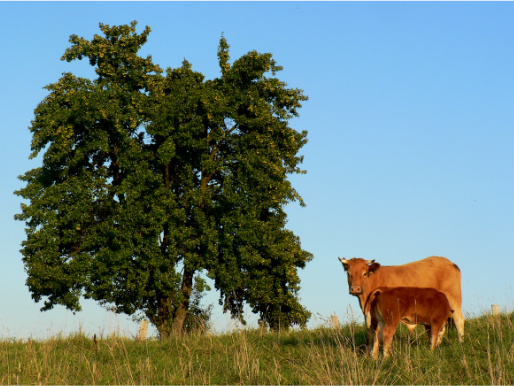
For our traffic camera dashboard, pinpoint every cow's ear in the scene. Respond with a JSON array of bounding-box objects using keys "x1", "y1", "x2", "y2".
[
  {"x1": 368, "y1": 262, "x2": 381, "y2": 274},
  {"x1": 338, "y1": 257, "x2": 350, "y2": 271}
]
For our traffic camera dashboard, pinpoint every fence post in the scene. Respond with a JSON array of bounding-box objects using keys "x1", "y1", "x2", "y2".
[
  {"x1": 331, "y1": 315, "x2": 341, "y2": 329},
  {"x1": 138, "y1": 320, "x2": 149, "y2": 340},
  {"x1": 491, "y1": 304, "x2": 500, "y2": 316}
]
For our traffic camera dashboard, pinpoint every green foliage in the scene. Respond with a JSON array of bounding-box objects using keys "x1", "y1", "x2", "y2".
[
  {"x1": 15, "y1": 21, "x2": 312, "y2": 336},
  {"x1": 1, "y1": 312, "x2": 513, "y2": 384}
]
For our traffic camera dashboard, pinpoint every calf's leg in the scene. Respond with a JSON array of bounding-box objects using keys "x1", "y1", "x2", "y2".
[
  {"x1": 381, "y1": 322, "x2": 398, "y2": 358},
  {"x1": 430, "y1": 320, "x2": 447, "y2": 351},
  {"x1": 435, "y1": 323, "x2": 446, "y2": 347}
]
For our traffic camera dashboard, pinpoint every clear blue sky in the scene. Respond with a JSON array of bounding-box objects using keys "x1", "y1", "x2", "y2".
[{"x1": 1, "y1": 2, "x2": 513, "y2": 339}]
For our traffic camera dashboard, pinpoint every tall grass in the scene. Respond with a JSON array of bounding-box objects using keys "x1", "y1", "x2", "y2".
[{"x1": 0, "y1": 312, "x2": 512, "y2": 385}]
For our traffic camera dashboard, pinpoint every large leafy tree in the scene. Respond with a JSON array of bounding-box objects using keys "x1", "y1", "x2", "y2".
[{"x1": 15, "y1": 22, "x2": 312, "y2": 337}]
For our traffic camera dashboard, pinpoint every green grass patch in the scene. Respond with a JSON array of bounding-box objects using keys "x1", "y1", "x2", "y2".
[{"x1": 1, "y1": 312, "x2": 512, "y2": 384}]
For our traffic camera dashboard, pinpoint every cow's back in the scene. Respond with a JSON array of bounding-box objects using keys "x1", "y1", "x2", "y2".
[{"x1": 371, "y1": 256, "x2": 461, "y2": 309}]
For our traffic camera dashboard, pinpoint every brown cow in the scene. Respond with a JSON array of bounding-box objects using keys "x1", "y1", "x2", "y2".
[
  {"x1": 364, "y1": 287, "x2": 453, "y2": 359},
  {"x1": 338, "y1": 256, "x2": 464, "y2": 351}
]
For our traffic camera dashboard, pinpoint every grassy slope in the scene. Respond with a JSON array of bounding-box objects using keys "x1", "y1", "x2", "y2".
[{"x1": 1, "y1": 312, "x2": 512, "y2": 385}]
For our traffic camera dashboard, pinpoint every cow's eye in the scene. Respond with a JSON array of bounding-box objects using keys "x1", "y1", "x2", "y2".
[{"x1": 362, "y1": 272, "x2": 367, "y2": 277}]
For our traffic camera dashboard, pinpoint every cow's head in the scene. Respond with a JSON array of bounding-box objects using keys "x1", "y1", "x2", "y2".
[{"x1": 338, "y1": 257, "x2": 381, "y2": 297}]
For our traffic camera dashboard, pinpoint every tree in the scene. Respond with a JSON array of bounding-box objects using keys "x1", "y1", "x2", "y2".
[{"x1": 15, "y1": 21, "x2": 312, "y2": 337}]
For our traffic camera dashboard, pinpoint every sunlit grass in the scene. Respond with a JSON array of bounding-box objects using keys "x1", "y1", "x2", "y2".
[{"x1": 0, "y1": 311, "x2": 512, "y2": 384}]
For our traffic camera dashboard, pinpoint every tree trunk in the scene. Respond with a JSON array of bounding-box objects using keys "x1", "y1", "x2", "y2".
[
  {"x1": 156, "y1": 295, "x2": 173, "y2": 338},
  {"x1": 170, "y1": 267, "x2": 195, "y2": 335}
]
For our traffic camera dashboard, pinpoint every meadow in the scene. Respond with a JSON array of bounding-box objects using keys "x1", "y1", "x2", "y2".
[{"x1": 0, "y1": 311, "x2": 512, "y2": 385}]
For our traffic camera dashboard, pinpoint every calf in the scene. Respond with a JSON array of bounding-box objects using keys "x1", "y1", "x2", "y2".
[{"x1": 364, "y1": 287, "x2": 453, "y2": 359}]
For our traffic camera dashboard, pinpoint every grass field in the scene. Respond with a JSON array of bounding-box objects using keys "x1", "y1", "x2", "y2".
[{"x1": 1, "y1": 311, "x2": 512, "y2": 385}]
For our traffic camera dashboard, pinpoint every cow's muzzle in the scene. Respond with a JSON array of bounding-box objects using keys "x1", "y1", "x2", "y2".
[{"x1": 350, "y1": 286, "x2": 362, "y2": 295}]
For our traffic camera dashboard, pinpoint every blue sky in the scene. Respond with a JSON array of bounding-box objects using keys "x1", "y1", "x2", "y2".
[{"x1": 1, "y1": 2, "x2": 513, "y2": 339}]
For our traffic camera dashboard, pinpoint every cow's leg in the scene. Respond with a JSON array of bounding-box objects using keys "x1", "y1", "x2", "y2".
[
  {"x1": 365, "y1": 318, "x2": 377, "y2": 355},
  {"x1": 366, "y1": 327, "x2": 373, "y2": 354},
  {"x1": 452, "y1": 307, "x2": 465, "y2": 342},
  {"x1": 424, "y1": 324, "x2": 432, "y2": 345},
  {"x1": 446, "y1": 297, "x2": 465, "y2": 342}
]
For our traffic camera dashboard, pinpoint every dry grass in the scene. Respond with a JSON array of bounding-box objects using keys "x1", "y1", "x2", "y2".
[{"x1": 0, "y1": 311, "x2": 512, "y2": 385}]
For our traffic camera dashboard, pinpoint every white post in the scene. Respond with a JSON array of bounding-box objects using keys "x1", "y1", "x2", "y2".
[
  {"x1": 331, "y1": 315, "x2": 341, "y2": 329},
  {"x1": 138, "y1": 320, "x2": 149, "y2": 340},
  {"x1": 491, "y1": 304, "x2": 500, "y2": 316}
]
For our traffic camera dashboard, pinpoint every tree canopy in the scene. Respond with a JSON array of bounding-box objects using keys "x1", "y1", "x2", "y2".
[{"x1": 15, "y1": 21, "x2": 312, "y2": 336}]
